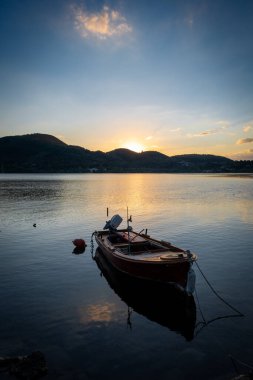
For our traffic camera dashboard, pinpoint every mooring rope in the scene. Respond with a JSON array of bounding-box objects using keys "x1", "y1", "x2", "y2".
[
  {"x1": 229, "y1": 355, "x2": 253, "y2": 373},
  {"x1": 194, "y1": 286, "x2": 207, "y2": 325},
  {"x1": 90, "y1": 232, "x2": 95, "y2": 259},
  {"x1": 194, "y1": 261, "x2": 244, "y2": 317}
]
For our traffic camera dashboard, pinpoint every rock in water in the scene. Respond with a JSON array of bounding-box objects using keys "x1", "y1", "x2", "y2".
[{"x1": 0, "y1": 351, "x2": 47, "y2": 379}]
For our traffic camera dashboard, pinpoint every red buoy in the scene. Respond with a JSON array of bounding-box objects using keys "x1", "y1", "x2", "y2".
[{"x1": 72, "y1": 239, "x2": 86, "y2": 249}]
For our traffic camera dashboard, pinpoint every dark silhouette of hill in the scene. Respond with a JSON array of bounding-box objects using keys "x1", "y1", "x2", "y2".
[
  {"x1": 169, "y1": 154, "x2": 234, "y2": 172},
  {"x1": 105, "y1": 149, "x2": 171, "y2": 171},
  {"x1": 0, "y1": 133, "x2": 106, "y2": 172},
  {"x1": 0, "y1": 133, "x2": 252, "y2": 173}
]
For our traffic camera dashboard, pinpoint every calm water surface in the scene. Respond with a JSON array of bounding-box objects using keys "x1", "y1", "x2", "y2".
[{"x1": 0, "y1": 173, "x2": 253, "y2": 379}]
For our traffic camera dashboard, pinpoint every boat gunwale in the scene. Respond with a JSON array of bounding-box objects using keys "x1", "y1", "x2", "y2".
[{"x1": 94, "y1": 230, "x2": 197, "y2": 264}]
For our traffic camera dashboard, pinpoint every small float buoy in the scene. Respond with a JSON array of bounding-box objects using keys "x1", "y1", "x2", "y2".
[
  {"x1": 72, "y1": 239, "x2": 86, "y2": 249},
  {"x1": 33, "y1": 224, "x2": 36, "y2": 227}
]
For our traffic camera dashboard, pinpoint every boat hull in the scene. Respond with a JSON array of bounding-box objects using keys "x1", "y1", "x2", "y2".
[{"x1": 95, "y1": 234, "x2": 192, "y2": 290}]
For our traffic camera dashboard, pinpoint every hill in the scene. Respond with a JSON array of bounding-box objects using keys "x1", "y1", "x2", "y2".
[{"x1": 0, "y1": 133, "x2": 252, "y2": 173}]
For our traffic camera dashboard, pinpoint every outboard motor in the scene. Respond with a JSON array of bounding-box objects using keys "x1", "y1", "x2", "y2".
[{"x1": 103, "y1": 214, "x2": 123, "y2": 232}]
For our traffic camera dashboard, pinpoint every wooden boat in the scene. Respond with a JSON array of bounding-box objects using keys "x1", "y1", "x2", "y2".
[
  {"x1": 94, "y1": 247, "x2": 196, "y2": 341},
  {"x1": 94, "y1": 214, "x2": 197, "y2": 294}
]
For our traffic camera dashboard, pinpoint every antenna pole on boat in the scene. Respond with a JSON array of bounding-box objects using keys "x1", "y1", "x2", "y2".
[{"x1": 127, "y1": 206, "x2": 130, "y2": 254}]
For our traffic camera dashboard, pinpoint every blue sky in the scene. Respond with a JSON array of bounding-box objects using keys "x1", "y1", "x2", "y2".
[{"x1": 1, "y1": 0, "x2": 253, "y2": 158}]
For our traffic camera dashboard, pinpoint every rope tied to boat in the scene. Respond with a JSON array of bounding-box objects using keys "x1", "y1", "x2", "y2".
[
  {"x1": 229, "y1": 355, "x2": 253, "y2": 375},
  {"x1": 194, "y1": 260, "x2": 244, "y2": 317},
  {"x1": 90, "y1": 232, "x2": 95, "y2": 259}
]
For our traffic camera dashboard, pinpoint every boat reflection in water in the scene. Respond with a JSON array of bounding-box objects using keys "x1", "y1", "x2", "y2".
[{"x1": 94, "y1": 248, "x2": 196, "y2": 341}]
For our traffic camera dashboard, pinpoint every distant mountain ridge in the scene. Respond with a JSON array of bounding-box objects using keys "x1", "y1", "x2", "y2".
[{"x1": 0, "y1": 133, "x2": 252, "y2": 173}]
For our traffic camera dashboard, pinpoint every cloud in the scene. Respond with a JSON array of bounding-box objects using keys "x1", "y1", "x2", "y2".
[
  {"x1": 145, "y1": 136, "x2": 153, "y2": 140},
  {"x1": 215, "y1": 120, "x2": 229, "y2": 128},
  {"x1": 236, "y1": 138, "x2": 253, "y2": 145},
  {"x1": 193, "y1": 128, "x2": 221, "y2": 137},
  {"x1": 168, "y1": 128, "x2": 181, "y2": 133},
  {"x1": 192, "y1": 121, "x2": 230, "y2": 137},
  {"x1": 73, "y1": 5, "x2": 132, "y2": 40},
  {"x1": 243, "y1": 124, "x2": 253, "y2": 133},
  {"x1": 199, "y1": 130, "x2": 217, "y2": 136}
]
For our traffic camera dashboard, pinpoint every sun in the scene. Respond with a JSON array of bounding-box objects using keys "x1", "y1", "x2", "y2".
[{"x1": 123, "y1": 141, "x2": 145, "y2": 153}]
